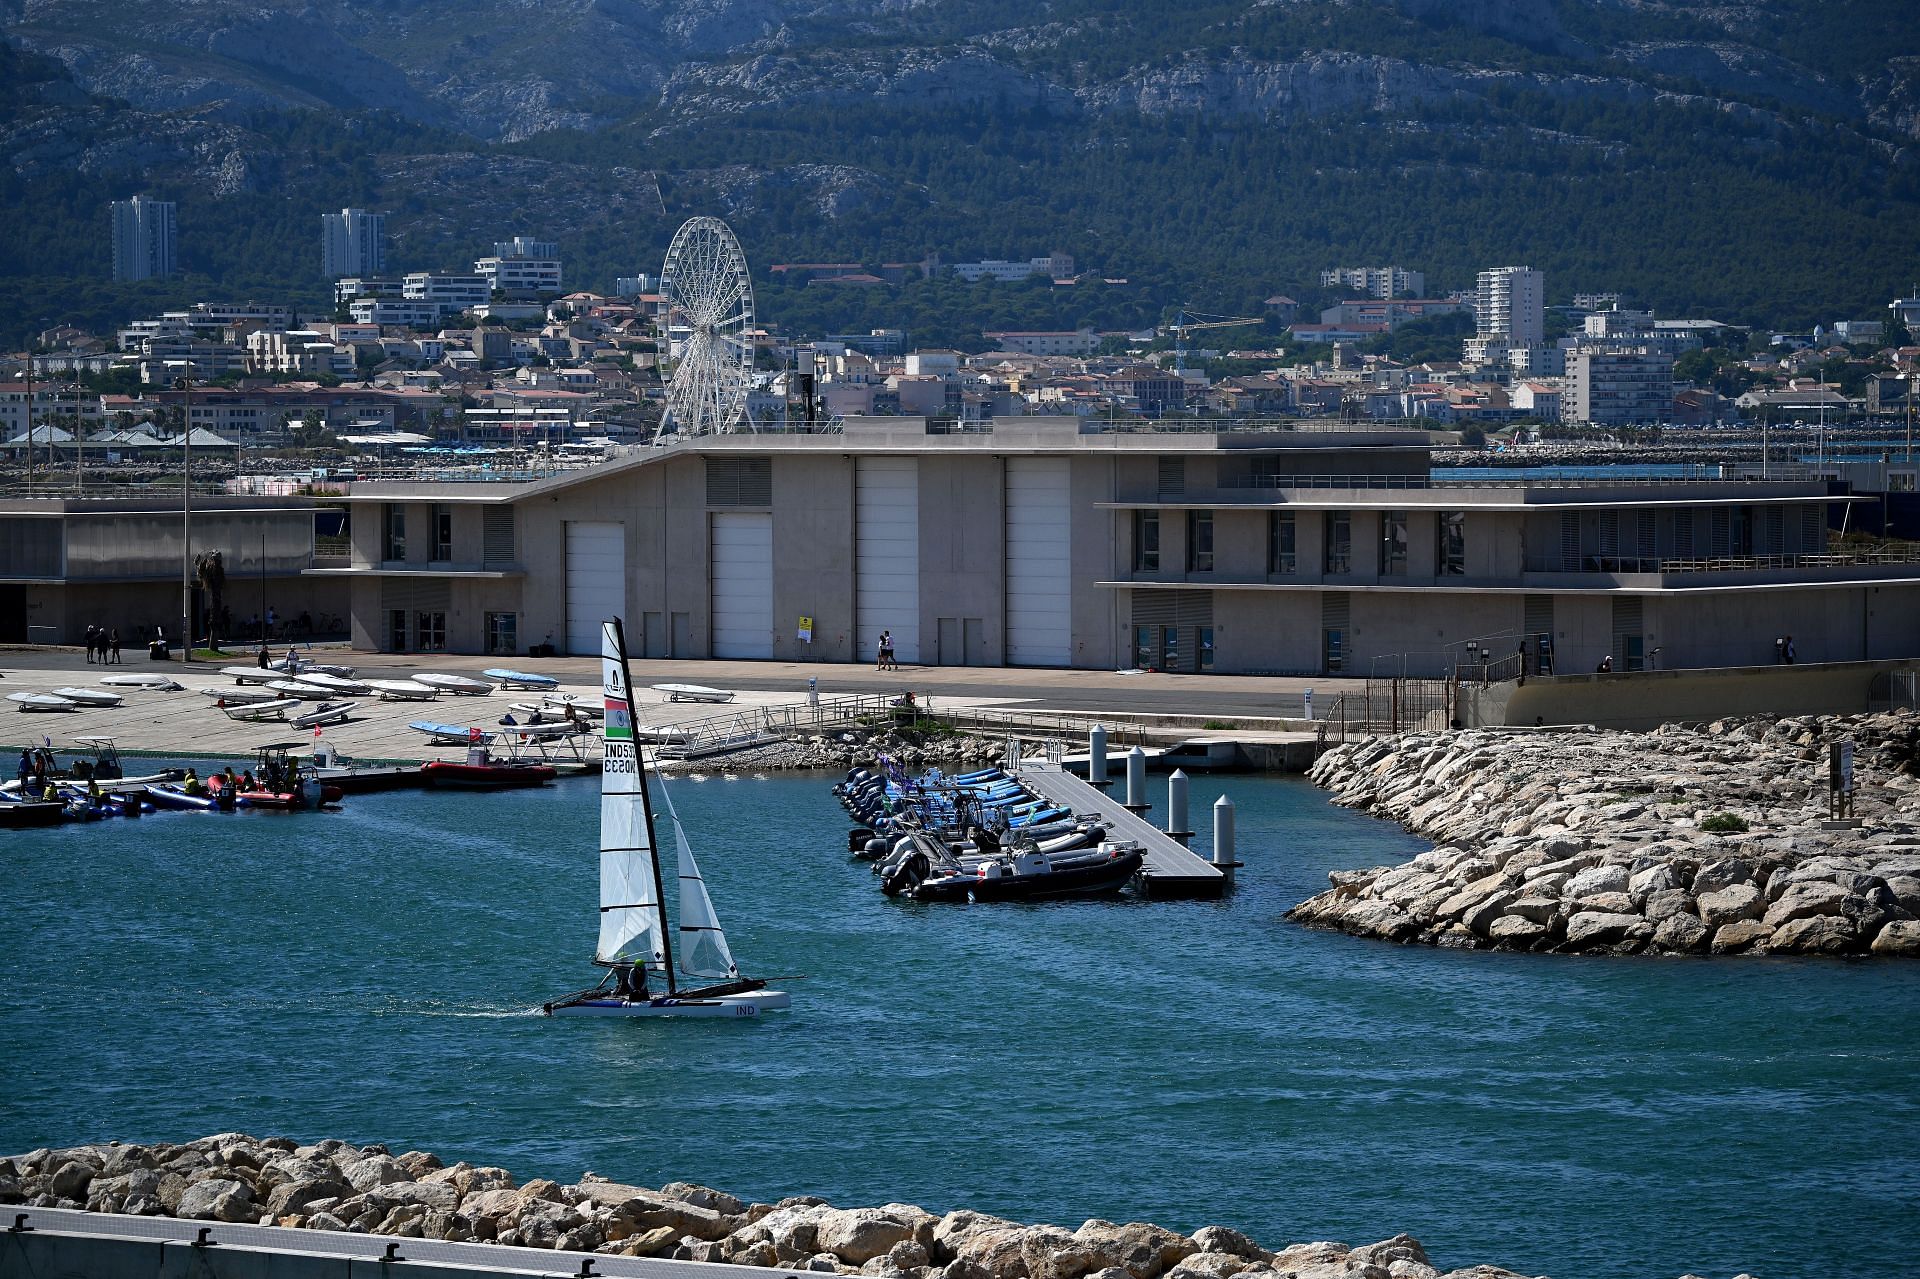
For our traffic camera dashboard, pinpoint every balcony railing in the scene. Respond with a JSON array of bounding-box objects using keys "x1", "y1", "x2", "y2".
[{"x1": 1523, "y1": 546, "x2": 1920, "y2": 575}]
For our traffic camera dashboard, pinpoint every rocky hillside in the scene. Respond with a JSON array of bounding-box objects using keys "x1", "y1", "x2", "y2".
[{"x1": 3, "y1": 1, "x2": 1919, "y2": 340}]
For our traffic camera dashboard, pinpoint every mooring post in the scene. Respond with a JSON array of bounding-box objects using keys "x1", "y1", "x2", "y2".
[
  {"x1": 1212, "y1": 794, "x2": 1241, "y2": 888},
  {"x1": 1089, "y1": 724, "x2": 1110, "y2": 789},
  {"x1": 1125, "y1": 745, "x2": 1148, "y2": 815},
  {"x1": 1166, "y1": 768, "x2": 1193, "y2": 845}
]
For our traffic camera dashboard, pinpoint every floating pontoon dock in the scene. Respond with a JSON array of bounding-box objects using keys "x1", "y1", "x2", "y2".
[{"x1": 1015, "y1": 760, "x2": 1226, "y2": 899}]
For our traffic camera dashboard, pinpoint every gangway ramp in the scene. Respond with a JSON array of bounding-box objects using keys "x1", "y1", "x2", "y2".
[{"x1": 1015, "y1": 760, "x2": 1226, "y2": 899}]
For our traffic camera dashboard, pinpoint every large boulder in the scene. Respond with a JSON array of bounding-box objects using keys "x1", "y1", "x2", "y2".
[
  {"x1": 1564, "y1": 864, "x2": 1630, "y2": 898},
  {"x1": 1762, "y1": 882, "x2": 1847, "y2": 930},
  {"x1": 1162, "y1": 1253, "x2": 1250, "y2": 1279},
  {"x1": 937, "y1": 1212, "x2": 1033, "y2": 1278},
  {"x1": 266, "y1": 1174, "x2": 352, "y2": 1218},
  {"x1": 1187, "y1": 1228, "x2": 1268, "y2": 1263},
  {"x1": 176, "y1": 1177, "x2": 257, "y2": 1223},
  {"x1": 1691, "y1": 858, "x2": 1753, "y2": 896},
  {"x1": 1697, "y1": 884, "x2": 1765, "y2": 930},
  {"x1": 661, "y1": 1182, "x2": 747, "y2": 1215},
  {"x1": 1562, "y1": 912, "x2": 1651, "y2": 950},
  {"x1": 1651, "y1": 913, "x2": 1709, "y2": 953},
  {"x1": 421, "y1": 1163, "x2": 516, "y2": 1198},
  {"x1": 1871, "y1": 919, "x2": 1920, "y2": 955},
  {"x1": 574, "y1": 1181, "x2": 734, "y2": 1241},
  {"x1": 1072, "y1": 1220, "x2": 1197, "y2": 1279},
  {"x1": 1641, "y1": 889, "x2": 1696, "y2": 924},
  {"x1": 1765, "y1": 915, "x2": 1857, "y2": 955},
  {"x1": 341, "y1": 1155, "x2": 407, "y2": 1192},
  {"x1": 47, "y1": 1161, "x2": 94, "y2": 1200},
  {"x1": 1710, "y1": 920, "x2": 1774, "y2": 954},
  {"x1": 817, "y1": 1208, "x2": 921, "y2": 1266}
]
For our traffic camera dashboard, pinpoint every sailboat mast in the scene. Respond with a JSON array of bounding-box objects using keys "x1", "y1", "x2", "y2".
[{"x1": 612, "y1": 615, "x2": 677, "y2": 995}]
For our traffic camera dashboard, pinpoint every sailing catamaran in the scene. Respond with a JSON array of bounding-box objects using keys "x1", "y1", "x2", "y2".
[{"x1": 543, "y1": 618, "x2": 789, "y2": 1019}]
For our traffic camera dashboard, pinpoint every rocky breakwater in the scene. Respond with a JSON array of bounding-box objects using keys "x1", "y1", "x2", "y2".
[
  {"x1": 1291, "y1": 713, "x2": 1920, "y2": 956},
  {"x1": 0, "y1": 1133, "x2": 1556, "y2": 1279},
  {"x1": 664, "y1": 724, "x2": 1005, "y2": 775}
]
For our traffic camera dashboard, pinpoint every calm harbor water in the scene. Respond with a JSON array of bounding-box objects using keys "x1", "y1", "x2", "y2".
[{"x1": 4, "y1": 772, "x2": 1918, "y2": 1279}]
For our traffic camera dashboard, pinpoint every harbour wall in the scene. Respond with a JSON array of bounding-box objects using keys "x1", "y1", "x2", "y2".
[{"x1": 1467, "y1": 658, "x2": 1917, "y2": 730}]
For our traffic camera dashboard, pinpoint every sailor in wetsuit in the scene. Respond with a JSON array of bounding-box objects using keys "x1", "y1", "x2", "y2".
[{"x1": 616, "y1": 964, "x2": 650, "y2": 1002}]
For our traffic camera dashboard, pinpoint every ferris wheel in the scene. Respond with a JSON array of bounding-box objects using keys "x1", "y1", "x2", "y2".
[{"x1": 658, "y1": 216, "x2": 756, "y2": 437}]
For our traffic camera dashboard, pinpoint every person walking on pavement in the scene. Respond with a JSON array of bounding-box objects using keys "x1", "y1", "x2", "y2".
[
  {"x1": 108, "y1": 629, "x2": 122, "y2": 664},
  {"x1": 877, "y1": 629, "x2": 895, "y2": 672},
  {"x1": 1784, "y1": 635, "x2": 1796, "y2": 664},
  {"x1": 84, "y1": 623, "x2": 97, "y2": 664}
]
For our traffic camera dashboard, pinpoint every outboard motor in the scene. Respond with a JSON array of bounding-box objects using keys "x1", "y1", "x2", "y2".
[
  {"x1": 881, "y1": 849, "x2": 931, "y2": 897},
  {"x1": 847, "y1": 826, "x2": 876, "y2": 852}
]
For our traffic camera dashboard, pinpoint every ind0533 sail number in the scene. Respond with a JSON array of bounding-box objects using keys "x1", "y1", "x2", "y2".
[{"x1": 605, "y1": 741, "x2": 638, "y2": 774}]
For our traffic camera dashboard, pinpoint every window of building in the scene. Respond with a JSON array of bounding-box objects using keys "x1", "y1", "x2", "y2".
[
  {"x1": 415, "y1": 611, "x2": 447, "y2": 652},
  {"x1": 1133, "y1": 511, "x2": 1160, "y2": 572},
  {"x1": 1162, "y1": 626, "x2": 1180, "y2": 670},
  {"x1": 1323, "y1": 512, "x2": 1351, "y2": 574},
  {"x1": 383, "y1": 504, "x2": 406, "y2": 562},
  {"x1": 1134, "y1": 626, "x2": 1155, "y2": 670},
  {"x1": 1437, "y1": 511, "x2": 1466, "y2": 575},
  {"x1": 1198, "y1": 627, "x2": 1215, "y2": 672},
  {"x1": 1269, "y1": 512, "x2": 1296, "y2": 574},
  {"x1": 431, "y1": 504, "x2": 452, "y2": 561},
  {"x1": 1381, "y1": 510, "x2": 1408, "y2": 575},
  {"x1": 485, "y1": 611, "x2": 518, "y2": 656},
  {"x1": 1323, "y1": 628, "x2": 1345, "y2": 673},
  {"x1": 1187, "y1": 511, "x2": 1214, "y2": 572},
  {"x1": 387, "y1": 609, "x2": 408, "y2": 652}
]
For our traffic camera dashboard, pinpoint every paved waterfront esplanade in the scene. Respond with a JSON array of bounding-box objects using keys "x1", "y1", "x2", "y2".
[{"x1": 324, "y1": 417, "x2": 1920, "y2": 676}]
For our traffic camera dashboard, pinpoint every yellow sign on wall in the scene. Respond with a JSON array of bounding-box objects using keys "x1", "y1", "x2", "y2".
[{"x1": 797, "y1": 615, "x2": 814, "y2": 642}]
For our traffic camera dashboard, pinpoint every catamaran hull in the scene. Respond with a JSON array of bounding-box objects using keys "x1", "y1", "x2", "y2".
[{"x1": 546, "y1": 990, "x2": 791, "y2": 1018}]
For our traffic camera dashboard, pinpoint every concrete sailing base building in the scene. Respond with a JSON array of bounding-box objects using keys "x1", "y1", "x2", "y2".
[{"x1": 328, "y1": 418, "x2": 1920, "y2": 677}]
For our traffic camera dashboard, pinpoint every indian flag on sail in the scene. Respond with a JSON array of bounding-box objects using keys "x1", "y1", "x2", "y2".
[{"x1": 604, "y1": 699, "x2": 633, "y2": 740}]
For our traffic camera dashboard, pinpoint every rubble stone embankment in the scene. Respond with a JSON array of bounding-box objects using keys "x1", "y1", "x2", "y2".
[
  {"x1": 1290, "y1": 713, "x2": 1920, "y2": 957},
  {"x1": 0, "y1": 1134, "x2": 1557, "y2": 1279}
]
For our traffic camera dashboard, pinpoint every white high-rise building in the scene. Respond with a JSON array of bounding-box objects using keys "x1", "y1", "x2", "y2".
[
  {"x1": 493, "y1": 236, "x2": 557, "y2": 259},
  {"x1": 111, "y1": 195, "x2": 176, "y2": 282},
  {"x1": 1475, "y1": 266, "x2": 1545, "y2": 344},
  {"x1": 322, "y1": 208, "x2": 386, "y2": 280},
  {"x1": 1320, "y1": 266, "x2": 1424, "y2": 299}
]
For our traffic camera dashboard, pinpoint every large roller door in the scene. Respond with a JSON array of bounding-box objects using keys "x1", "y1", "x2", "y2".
[
  {"x1": 710, "y1": 512, "x2": 773, "y2": 659},
  {"x1": 856, "y1": 457, "x2": 920, "y2": 663},
  {"x1": 1004, "y1": 458, "x2": 1072, "y2": 666},
  {"x1": 565, "y1": 521, "x2": 625, "y2": 656}
]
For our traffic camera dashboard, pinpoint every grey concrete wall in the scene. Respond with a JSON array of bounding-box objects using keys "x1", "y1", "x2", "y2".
[
  {"x1": 1069, "y1": 456, "x2": 1118, "y2": 669},
  {"x1": 771, "y1": 454, "x2": 854, "y2": 663},
  {"x1": 1213, "y1": 589, "x2": 1320, "y2": 674},
  {"x1": 919, "y1": 455, "x2": 1004, "y2": 664},
  {"x1": 1485, "y1": 658, "x2": 1916, "y2": 730}
]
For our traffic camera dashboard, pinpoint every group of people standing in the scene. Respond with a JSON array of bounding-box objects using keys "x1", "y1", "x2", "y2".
[{"x1": 82, "y1": 624, "x2": 123, "y2": 664}]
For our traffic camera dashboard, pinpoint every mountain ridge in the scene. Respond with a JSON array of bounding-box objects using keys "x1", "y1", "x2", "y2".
[{"x1": 3, "y1": 2, "x2": 1918, "y2": 346}]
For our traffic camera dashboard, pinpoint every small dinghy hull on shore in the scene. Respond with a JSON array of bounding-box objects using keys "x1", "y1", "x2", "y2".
[
  {"x1": 652, "y1": 683, "x2": 735, "y2": 703},
  {"x1": 415, "y1": 673, "x2": 494, "y2": 695},
  {"x1": 484, "y1": 668, "x2": 559, "y2": 691},
  {"x1": 367, "y1": 679, "x2": 440, "y2": 702},
  {"x1": 9, "y1": 692, "x2": 77, "y2": 713},
  {"x1": 99, "y1": 674, "x2": 183, "y2": 691}
]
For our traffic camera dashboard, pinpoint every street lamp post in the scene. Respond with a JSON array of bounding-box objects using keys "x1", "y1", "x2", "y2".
[{"x1": 177, "y1": 375, "x2": 193, "y2": 663}]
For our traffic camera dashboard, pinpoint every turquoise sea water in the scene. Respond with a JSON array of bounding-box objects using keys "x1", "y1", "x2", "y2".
[{"x1": 4, "y1": 772, "x2": 1918, "y2": 1279}]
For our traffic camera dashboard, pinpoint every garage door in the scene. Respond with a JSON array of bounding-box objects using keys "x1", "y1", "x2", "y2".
[
  {"x1": 1005, "y1": 457, "x2": 1072, "y2": 667},
  {"x1": 710, "y1": 511, "x2": 773, "y2": 659},
  {"x1": 856, "y1": 457, "x2": 919, "y2": 663},
  {"x1": 565, "y1": 521, "x2": 625, "y2": 656}
]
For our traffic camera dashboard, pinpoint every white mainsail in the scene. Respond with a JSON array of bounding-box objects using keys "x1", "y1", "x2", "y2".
[
  {"x1": 657, "y1": 777, "x2": 740, "y2": 980},
  {"x1": 595, "y1": 620, "x2": 664, "y2": 968}
]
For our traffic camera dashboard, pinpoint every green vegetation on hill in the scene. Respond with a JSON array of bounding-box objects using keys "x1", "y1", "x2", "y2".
[{"x1": 5, "y1": 0, "x2": 1920, "y2": 350}]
